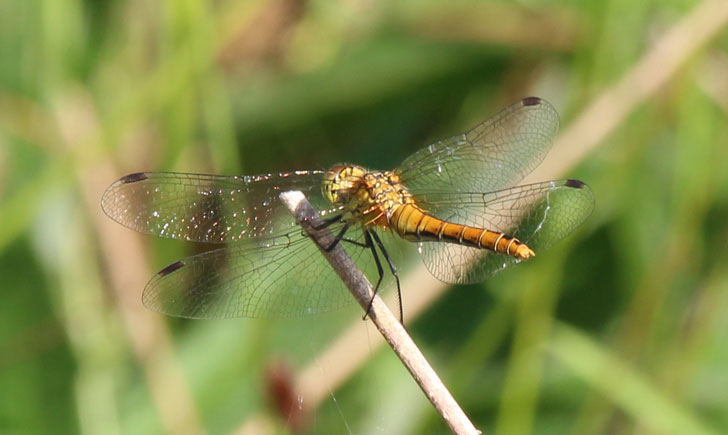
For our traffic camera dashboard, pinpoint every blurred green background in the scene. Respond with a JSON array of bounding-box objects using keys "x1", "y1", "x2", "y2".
[{"x1": 2, "y1": 0, "x2": 728, "y2": 434}]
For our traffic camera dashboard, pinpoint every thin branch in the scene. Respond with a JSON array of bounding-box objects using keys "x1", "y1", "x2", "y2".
[{"x1": 280, "y1": 191, "x2": 480, "y2": 435}]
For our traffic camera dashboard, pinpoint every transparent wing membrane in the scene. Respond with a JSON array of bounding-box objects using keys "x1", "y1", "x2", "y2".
[
  {"x1": 101, "y1": 171, "x2": 335, "y2": 243},
  {"x1": 102, "y1": 97, "x2": 593, "y2": 319},
  {"x1": 413, "y1": 180, "x2": 594, "y2": 284},
  {"x1": 142, "y1": 223, "x2": 399, "y2": 319},
  {"x1": 397, "y1": 97, "x2": 559, "y2": 195}
]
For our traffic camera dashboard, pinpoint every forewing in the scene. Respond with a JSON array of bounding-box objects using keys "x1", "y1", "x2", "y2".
[
  {"x1": 415, "y1": 180, "x2": 594, "y2": 284},
  {"x1": 101, "y1": 171, "x2": 336, "y2": 243},
  {"x1": 397, "y1": 97, "x2": 559, "y2": 195},
  {"x1": 142, "y1": 224, "x2": 387, "y2": 319}
]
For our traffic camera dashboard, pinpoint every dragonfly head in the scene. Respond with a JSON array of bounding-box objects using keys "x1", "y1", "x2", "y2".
[{"x1": 322, "y1": 164, "x2": 367, "y2": 207}]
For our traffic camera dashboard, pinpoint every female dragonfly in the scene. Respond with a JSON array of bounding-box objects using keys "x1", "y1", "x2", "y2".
[{"x1": 102, "y1": 97, "x2": 594, "y2": 319}]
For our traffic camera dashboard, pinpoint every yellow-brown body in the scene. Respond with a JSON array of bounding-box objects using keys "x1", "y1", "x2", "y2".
[{"x1": 322, "y1": 164, "x2": 535, "y2": 260}]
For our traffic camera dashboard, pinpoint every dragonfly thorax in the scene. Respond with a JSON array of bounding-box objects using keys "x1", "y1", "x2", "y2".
[{"x1": 322, "y1": 164, "x2": 414, "y2": 228}]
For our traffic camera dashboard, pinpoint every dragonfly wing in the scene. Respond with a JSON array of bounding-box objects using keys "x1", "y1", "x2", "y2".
[
  {"x1": 142, "y1": 224, "x2": 386, "y2": 319},
  {"x1": 397, "y1": 97, "x2": 559, "y2": 195},
  {"x1": 101, "y1": 171, "x2": 337, "y2": 243},
  {"x1": 414, "y1": 180, "x2": 594, "y2": 284}
]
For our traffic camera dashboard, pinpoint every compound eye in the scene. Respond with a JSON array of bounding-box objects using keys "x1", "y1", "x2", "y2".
[
  {"x1": 322, "y1": 166, "x2": 345, "y2": 204},
  {"x1": 325, "y1": 165, "x2": 345, "y2": 180}
]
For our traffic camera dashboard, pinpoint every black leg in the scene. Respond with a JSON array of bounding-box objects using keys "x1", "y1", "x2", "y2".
[
  {"x1": 370, "y1": 231, "x2": 403, "y2": 325},
  {"x1": 321, "y1": 224, "x2": 349, "y2": 252},
  {"x1": 300, "y1": 214, "x2": 347, "y2": 251},
  {"x1": 310, "y1": 214, "x2": 343, "y2": 230},
  {"x1": 305, "y1": 219, "x2": 404, "y2": 326},
  {"x1": 361, "y1": 230, "x2": 385, "y2": 322},
  {"x1": 319, "y1": 222, "x2": 373, "y2": 251},
  {"x1": 301, "y1": 214, "x2": 342, "y2": 239},
  {"x1": 338, "y1": 236, "x2": 369, "y2": 248}
]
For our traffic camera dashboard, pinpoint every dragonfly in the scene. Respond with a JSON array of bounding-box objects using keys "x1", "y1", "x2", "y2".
[{"x1": 102, "y1": 97, "x2": 594, "y2": 320}]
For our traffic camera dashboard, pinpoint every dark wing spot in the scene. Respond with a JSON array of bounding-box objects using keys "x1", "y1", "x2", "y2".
[
  {"x1": 565, "y1": 179, "x2": 587, "y2": 189},
  {"x1": 158, "y1": 260, "x2": 185, "y2": 277},
  {"x1": 120, "y1": 172, "x2": 149, "y2": 184},
  {"x1": 522, "y1": 96, "x2": 543, "y2": 106}
]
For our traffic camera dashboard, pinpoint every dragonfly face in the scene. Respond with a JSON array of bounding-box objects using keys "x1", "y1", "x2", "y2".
[{"x1": 102, "y1": 97, "x2": 594, "y2": 319}]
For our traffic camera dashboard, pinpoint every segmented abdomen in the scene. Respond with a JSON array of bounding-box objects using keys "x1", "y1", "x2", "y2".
[{"x1": 390, "y1": 204, "x2": 534, "y2": 259}]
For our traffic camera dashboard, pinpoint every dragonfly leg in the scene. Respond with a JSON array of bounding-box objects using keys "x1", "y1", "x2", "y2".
[
  {"x1": 313, "y1": 222, "x2": 371, "y2": 252},
  {"x1": 309, "y1": 214, "x2": 343, "y2": 230},
  {"x1": 299, "y1": 214, "x2": 339, "y2": 241},
  {"x1": 309, "y1": 216, "x2": 370, "y2": 251},
  {"x1": 306, "y1": 219, "x2": 400, "y2": 324},
  {"x1": 362, "y1": 230, "x2": 386, "y2": 322},
  {"x1": 370, "y1": 231, "x2": 403, "y2": 325},
  {"x1": 300, "y1": 215, "x2": 346, "y2": 250},
  {"x1": 321, "y1": 224, "x2": 349, "y2": 252},
  {"x1": 337, "y1": 232, "x2": 369, "y2": 248}
]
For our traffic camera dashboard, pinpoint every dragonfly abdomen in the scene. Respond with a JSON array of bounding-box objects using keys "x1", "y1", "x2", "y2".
[{"x1": 391, "y1": 204, "x2": 535, "y2": 259}]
